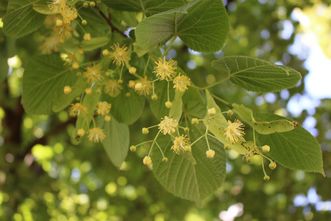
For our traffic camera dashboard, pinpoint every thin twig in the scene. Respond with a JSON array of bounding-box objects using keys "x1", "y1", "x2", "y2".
[{"x1": 96, "y1": 7, "x2": 127, "y2": 37}]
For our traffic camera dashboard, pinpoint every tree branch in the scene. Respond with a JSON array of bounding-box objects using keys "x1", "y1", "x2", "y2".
[
  {"x1": 96, "y1": 7, "x2": 127, "y2": 37},
  {"x1": 18, "y1": 118, "x2": 76, "y2": 160}
]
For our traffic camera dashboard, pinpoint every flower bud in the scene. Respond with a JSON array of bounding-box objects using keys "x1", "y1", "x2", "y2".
[
  {"x1": 262, "y1": 145, "x2": 270, "y2": 153},
  {"x1": 208, "y1": 107, "x2": 217, "y2": 116},
  {"x1": 104, "y1": 115, "x2": 112, "y2": 122},
  {"x1": 77, "y1": 128, "x2": 85, "y2": 137},
  {"x1": 89, "y1": 1, "x2": 96, "y2": 7},
  {"x1": 143, "y1": 156, "x2": 152, "y2": 166},
  {"x1": 142, "y1": 127, "x2": 149, "y2": 134},
  {"x1": 130, "y1": 145, "x2": 136, "y2": 152},
  {"x1": 206, "y1": 149, "x2": 216, "y2": 158},
  {"x1": 134, "y1": 82, "x2": 143, "y2": 90},
  {"x1": 128, "y1": 80, "x2": 136, "y2": 88},
  {"x1": 83, "y1": 33, "x2": 91, "y2": 41},
  {"x1": 151, "y1": 94, "x2": 158, "y2": 100},
  {"x1": 129, "y1": 67, "x2": 137, "y2": 74},
  {"x1": 102, "y1": 49, "x2": 110, "y2": 56},
  {"x1": 72, "y1": 62, "x2": 80, "y2": 69},
  {"x1": 55, "y1": 19, "x2": 63, "y2": 27},
  {"x1": 269, "y1": 161, "x2": 277, "y2": 170},
  {"x1": 64, "y1": 86, "x2": 72, "y2": 94},
  {"x1": 165, "y1": 101, "x2": 172, "y2": 109},
  {"x1": 191, "y1": 118, "x2": 199, "y2": 125},
  {"x1": 85, "y1": 88, "x2": 92, "y2": 95}
]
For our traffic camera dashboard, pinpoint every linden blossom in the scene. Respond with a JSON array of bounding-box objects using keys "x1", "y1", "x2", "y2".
[
  {"x1": 50, "y1": 0, "x2": 78, "y2": 25},
  {"x1": 171, "y1": 135, "x2": 191, "y2": 154},
  {"x1": 154, "y1": 57, "x2": 177, "y2": 81},
  {"x1": 83, "y1": 65, "x2": 103, "y2": 83},
  {"x1": 88, "y1": 127, "x2": 106, "y2": 143},
  {"x1": 96, "y1": 102, "x2": 111, "y2": 116},
  {"x1": 69, "y1": 103, "x2": 87, "y2": 117},
  {"x1": 104, "y1": 79, "x2": 122, "y2": 97},
  {"x1": 134, "y1": 78, "x2": 153, "y2": 96},
  {"x1": 173, "y1": 75, "x2": 191, "y2": 92},
  {"x1": 158, "y1": 116, "x2": 178, "y2": 135},
  {"x1": 224, "y1": 119, "x2": 246, "y2": 144},
  {"x1": 110, "y1": 44, "x2": 130, "y2": 66}
]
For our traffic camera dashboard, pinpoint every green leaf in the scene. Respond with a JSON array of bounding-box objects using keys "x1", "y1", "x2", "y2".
[
  {"x1": 81, "y1": 37, "x2": 110, "y2": 51},
  {"x1": 52, "y1": 78, "x2": 88, "y2": 112},
  {"x1": 102, "y1": 116, "x2": 130, "y2": 168},
  {"x1": 149, "y1": 81, "x2": 174, "y2": 119},
  {"x1": 22, "y1": 55, "x2": 77, "y2": 114},
  {"x1": 135, "y1": 0, "x2": 229, "y2": 55},
  {"x1": 33, "y1": 2, "x2": 57, "y2": 15},
  {"x1": 232, "y1": 103, "x2": 297, "y2": 135},
  {"x1": 211, "y1": 56, "x2": 302, "y2": 92},
  {"x1": 111, "y1": 92, "x2": 145, "y2": 125},
  {"x1": 103, "y1": 0, "x2": 186, "y2": 16},
  {"x1": 182, "y1": 88, "x2": 206, "y2": 118},
  {"x1": 176, "y1": 0, "x2": 229, "y2": 52},
  {"x1": 3, "y1": 0, "x2": 45, "y2": 38},
  {"x1": 256, "y1": 113, "x2": 324, "y2": 175},
  {"x1": 134, "y1": 10, "x2": 176, "y2": 56},
  {"x1": 0, "y1": 1, "x2": 8, "y2": 17},
  {"x1": 79, "y1": 8, "x2": 110, "y2": 36},
  {"x1": 169, "y1": 91, "x2": 183, "y2": 121},
  {"x1": 152, "y1": 126, "x2": 226, "y2": 203}
]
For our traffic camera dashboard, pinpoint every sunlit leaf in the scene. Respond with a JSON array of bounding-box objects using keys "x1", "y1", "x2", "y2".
[
  {"x1": 135, "y1": 0, "x2": 229, "y2": 55},
  {"x1": 102, "y1": 116, "x2": 130, "y2": 168},
  {"x1": 256, "y1": 113, "x2": 324, "y2": 175},
  {"x1": 111, "y1": 92, "x2": 145, "y2": 125},
  {"x1": 3, "y1": 0, "x2": 45, "y2": 38},
  {"x1": 152, "y1": 126, "x2": 226, "y2": 203},
  {"x1": 212, "y1": 56, "x2": 302, "y2": 92},
  {"x1": 22, "y1": 55, "x2": 77, "y2": 114}
]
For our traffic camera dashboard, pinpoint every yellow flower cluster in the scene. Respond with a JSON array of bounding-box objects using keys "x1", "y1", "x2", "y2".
[
  {"x1": 154, "y1": 58, "x2": 177, "y2": 81},
  {"x1": 83, "y1": 65, "x2": 103, "y2": 83},
  {"x1": 69, "y1": 103, "x2": 87, "y2": 117},
  {"x1": 104, "y1": 79, "x2": 122, "y2": 97},
  {"x1": 110, "y1": 44, "x2": 130, "y2": 66},
  {"x1": 171, "y1": 136, "x2": 191, "y2": 154},
  {"x1": 158, "y1": 116, "x2": 178, "y2": 135},
  {"x1": 134, "y1": 78, "x2": 153, "y2": 96},
  {"x1": 96, "y1": 102, "x2": 111, "y2": 116},
  {"x1": 224, "y1": 119, "x2": 245, "y2": 144},
  {"x1": 50, "y1": 0, "x2": 78, "y2": 24},
  {"x1": 39, "y1": 35, "x2": 62, "y2": 54},
  {"x1": 46, "y1": 0, "x2": 78, "y2": 44},
  {"x1": 88, "y1": 127, "x2": 106, "y2": 143},
  {"x1": 173, "y1": 75, "x2": 191, "y2": 92}
]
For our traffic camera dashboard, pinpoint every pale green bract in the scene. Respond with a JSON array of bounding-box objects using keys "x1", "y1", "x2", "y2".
[{"x1": 232, "y1": 103, "x2": 297, "y2": 135}]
